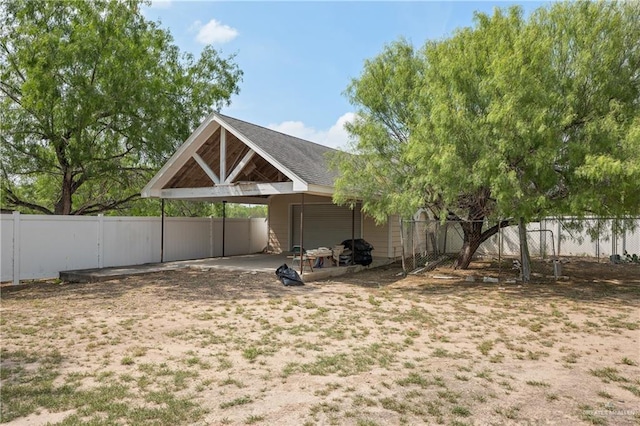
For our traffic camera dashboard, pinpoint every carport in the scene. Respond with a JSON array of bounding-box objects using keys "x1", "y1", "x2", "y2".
[{"x1": 142, "y1": 113, "x2": 402, "y2": 275}]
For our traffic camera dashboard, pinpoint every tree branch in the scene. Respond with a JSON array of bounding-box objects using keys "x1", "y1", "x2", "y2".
[
  {"x1": 2, "y1": 185, "x2": 54, "y2": 214},
  {"x1": 71, "y1": 193, "x2": 141, "y2": 215}
]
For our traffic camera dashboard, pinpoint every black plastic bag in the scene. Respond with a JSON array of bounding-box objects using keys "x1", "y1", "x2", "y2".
[
  {"x1": 354, "y1": 252, "x2": 373, "y2": 266},
  {"x1": 275, "y1": 264, "x2": 304, "y2": 286},
  {"x1": 341, "y1": 239, "x2": 374, "y2": 252}
]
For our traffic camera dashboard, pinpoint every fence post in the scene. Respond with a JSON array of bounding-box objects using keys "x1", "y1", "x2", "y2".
[
  {"x1": 12, "y1": 211, "x2": 20, "y2": 285},
  {"x1": 209, "y1": 216, "x2": 214, "y2": 258},
  {"x1": 248, "y1": 217, "x2": 252, "y2": 254},
  {"x1": 97, "y1": 214, "x2": 104, "y2": 268},
  {"x1": 611, "y1": 220, "x2": 617, "y2": 257},
  {"x1": 556, "y1": 220, "x2": 562, "y2": 257}
]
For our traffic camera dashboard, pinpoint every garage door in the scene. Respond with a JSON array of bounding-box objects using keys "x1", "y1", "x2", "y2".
[{"x1": 291, "y1": 203, "x2": 361, "y2": 250}]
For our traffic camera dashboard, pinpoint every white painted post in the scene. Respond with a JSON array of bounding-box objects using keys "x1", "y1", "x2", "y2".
[
  {"x1": 97, "y1": 214, "x2": 104, "y2": 268},
  {"x1": 12, "y1": 211, "x2": 20, "y2": 285}
]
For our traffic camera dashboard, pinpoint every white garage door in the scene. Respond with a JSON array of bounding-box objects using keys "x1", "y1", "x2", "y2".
[{"x1": 291, "y1": 203, "x2": 361, "y2": 250}]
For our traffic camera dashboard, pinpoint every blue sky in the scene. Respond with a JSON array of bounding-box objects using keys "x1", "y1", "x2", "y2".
[{"x1": 143, "y1": 1, "x2": 547, "y2": 149}]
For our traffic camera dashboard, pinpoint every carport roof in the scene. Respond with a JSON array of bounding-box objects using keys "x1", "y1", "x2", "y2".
[
  {"x1": 141, "y1": 112, "x2": 342, "y2": 202},
  {"x1": 219, "y1": 114, "x2": 338, "y2": 187}
]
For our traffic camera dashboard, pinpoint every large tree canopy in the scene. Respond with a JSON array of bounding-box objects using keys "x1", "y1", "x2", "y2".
[
  {"x1": 0, "y1": 0, "x2": 242, "y2": 215},
  {"x1": 334, "y1": 1, "x2": 640, "y2": 268}
]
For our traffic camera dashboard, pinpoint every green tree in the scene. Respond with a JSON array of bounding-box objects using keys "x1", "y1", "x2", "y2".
[
  {"x1": 0, "y1": 0, "x2": 242, "y2": 215},
  {"x1": 334, "y1": 1, "x2": 640, "y2": 269}
]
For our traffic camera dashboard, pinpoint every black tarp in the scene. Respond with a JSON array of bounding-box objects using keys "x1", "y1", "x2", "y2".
[{"x1": 275, "y1": 264, "x2": 304, "y2": 286}]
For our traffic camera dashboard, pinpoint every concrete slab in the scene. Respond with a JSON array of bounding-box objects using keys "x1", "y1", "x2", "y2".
[{"x1": 60, "y1": 254, "x2": 393, "y2": 283}]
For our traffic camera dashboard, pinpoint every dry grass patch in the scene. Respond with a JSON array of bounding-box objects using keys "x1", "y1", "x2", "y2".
[{"x1": 1, "y1": 259, "x2": 639, "y2": 425}]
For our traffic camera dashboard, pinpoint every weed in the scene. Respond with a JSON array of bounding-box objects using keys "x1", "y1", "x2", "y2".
[
  {"x1": 243, "y1": 346, "x2": 264, "y2": 362},
  {"x1": 220, "y1": 377, "x2": 246, "y2": 388},
  {"x1": 220, "y1": 395, "x2": 253, "y2": 409},
  {"x1": 477, "y1": 340, "x2": 494, "y2": 355},
  {"x1": 621, "y1": 384, "x2": 640, "y2": 397},
  {"x1": 379, "y1": 397, "x2": 409, "y2": 414},
  {"x1": 245, "y1": 414, "x2": 265, "y2": 424},
  {"x1": 526, "y1": 380, "x2": 551, "y2": 387},
  {"x1": 621, "y1": 357, "x2": 637, "y2": 366},
  {"x1": 451, "y1": 406, "x2": 471, "y2": 417},
  {"x1": 590, "y1": 367, "x2": 628, "y2": 383},
  {"x1": 120, "y1": 355, "x2": 134, "y2": 365},
  {"x1": 496, "y1": 406, "x2": 520, "y2": 419}
]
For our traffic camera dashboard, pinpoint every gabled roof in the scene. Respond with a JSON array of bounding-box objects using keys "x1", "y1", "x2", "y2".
[
  {"x1": 217, "y1": 114, "x2": 338, "y2": 187},
  {"x1": 142, "y1": 112, "x2": 340, "y2": 201}
]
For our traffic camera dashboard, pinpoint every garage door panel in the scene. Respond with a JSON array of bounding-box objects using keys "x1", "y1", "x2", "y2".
[{"x1": 291, "y1": 204, "x2": 361, "y2": 250}]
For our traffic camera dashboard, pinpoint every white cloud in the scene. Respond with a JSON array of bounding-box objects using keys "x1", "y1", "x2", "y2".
[
  {"x1": 191, "y1": 19, "x2": 239, "y2": 45},
  {"x1": 268, "y1": 112, "x2": 355, "y2": 150}
]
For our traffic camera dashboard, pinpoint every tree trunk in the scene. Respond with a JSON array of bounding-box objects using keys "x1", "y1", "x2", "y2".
[
  {"x1": 454, "y1": 218, "x2": 513, "y2": 269},
  {"x1": 518, "y1": 217, "x2": 531, "y2": 282},
  {"x1": 54, "y1": 170, "x2": 74, "y2": 215},
  {"x1": 455, "y1": 220, "x2": 484, "y2": 269}
]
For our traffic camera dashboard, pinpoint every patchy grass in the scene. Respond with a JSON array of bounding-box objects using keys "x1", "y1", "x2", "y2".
[{"x1": 1, "y1": 260, "x2": 639, "y2": 425}]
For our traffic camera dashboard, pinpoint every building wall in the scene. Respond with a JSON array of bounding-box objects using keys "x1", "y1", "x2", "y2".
[
  {"x1": 388, "y1": 215, "x2": 403, "y2": 259},
  {"x1": 268, "y1": 194, "x2": 401, "y2": 259},
  {"x1": 362, "y1": 215, "x2": 390, "y2": 259},
  {"x1": 268, "y1": 194, "x2": 343, "y2": 253}
]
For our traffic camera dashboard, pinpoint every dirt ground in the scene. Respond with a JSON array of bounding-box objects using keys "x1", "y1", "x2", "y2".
[{"x1": 1, "y1": 258, "x2": 639, "y2": 425}]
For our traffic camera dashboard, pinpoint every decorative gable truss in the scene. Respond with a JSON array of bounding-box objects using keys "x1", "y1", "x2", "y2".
[{"x1": 142, "y1": 113, "x2": 310, "y2": 203}]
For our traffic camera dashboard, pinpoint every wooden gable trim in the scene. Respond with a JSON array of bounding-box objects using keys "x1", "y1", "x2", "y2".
[
  {"x1": 159, "y1": 182, "x2": 295, "y2": 199},
  {"x1": 142, "y1": 114, "x2": 220, "y2": 197},
  {"x1": 192, "y1": 153, "x2": 220, "y2": 185},
  {"x1": 142, "y1": 112, "x2": 311, "y2": 199},
  {"x1": 214, "y1": 115, "x2": 308, "y2": 192}
]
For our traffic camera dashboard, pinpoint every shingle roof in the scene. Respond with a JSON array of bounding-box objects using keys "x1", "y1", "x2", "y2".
[{"x1": 217, "y1": 114, "x2": 339, "y2": 187}]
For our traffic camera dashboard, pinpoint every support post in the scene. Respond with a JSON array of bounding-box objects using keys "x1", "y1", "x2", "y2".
[
  {"x1": 222, "y1": 201, "x2": 227, "y2": 257},
  {"x1": 400, "y1": 217, "x2": 406, "y2": 274},
  {"x1": 351, "y1": 206, "x2": 355, "y2": 265},
  {"x1": 267, "y1": 197, "x2": 271, "y2": 253},
  {"x1": 12, "y1": 211, "x2": 20, "y2": 285},
  {"x1": 498, "y1": 219, "x2": 502, "y2": 279},
  {"x1": 299, "y1": 193, "x2": 304, "y2": 274},
  {"x1": 161, "y1": 199, "x2": 165, "y2": 263}
]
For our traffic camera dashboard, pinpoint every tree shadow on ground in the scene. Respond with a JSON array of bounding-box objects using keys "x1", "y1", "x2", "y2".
[{"x1": 2, "y1": 260, "x2": 637, "y2": 306}]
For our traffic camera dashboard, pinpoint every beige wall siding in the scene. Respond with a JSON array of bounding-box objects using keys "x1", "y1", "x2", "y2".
[
  {"x1": 268, "y1": 195, "x2": 403, "y2": 259},
  {"x1": 362, "y1": 215, "x2": 390, "y2": 258},
  {"x1": 268, "y1": 194, "x2": 334, "y2": 253},
  {"x1": 388, "y1": 215, "x2": 403, "y2": 259}
]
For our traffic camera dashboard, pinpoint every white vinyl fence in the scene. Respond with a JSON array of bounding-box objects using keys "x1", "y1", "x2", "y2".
[
  {"x1": 401, "y1": 217, "x2": 640, "y2": 271},
  {"x1": 0, "y1": 213, "x2": 268, "y2": 284}
]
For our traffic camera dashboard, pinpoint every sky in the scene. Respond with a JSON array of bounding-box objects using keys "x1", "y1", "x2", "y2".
[{"x1": 143, "y1": 1, "x2": 547, "y2": 150}]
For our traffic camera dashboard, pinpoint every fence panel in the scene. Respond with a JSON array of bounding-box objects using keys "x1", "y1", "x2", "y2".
[
  {"x1": 401, "y1": 217, "x2": 640, "y2": 273},
  {"x1": 163, "y1": 217, "x2": 211, "y2": 262},
  {"x1": 1, "y1": 214, "x2": 15, "y2": 282},
  {"x1": 103, "y1": 217, "x2": 162, "y2": 267},
  {"x1": 0, "y1": 213, "x2": 268, "y2": 283},
  {"x1": 18, "y1": 215, "x2": 99, "y2": 280}
]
